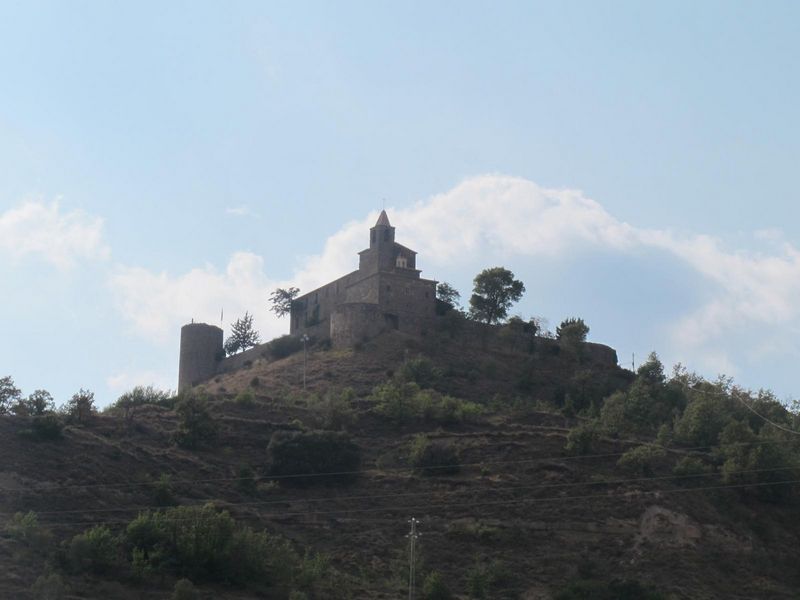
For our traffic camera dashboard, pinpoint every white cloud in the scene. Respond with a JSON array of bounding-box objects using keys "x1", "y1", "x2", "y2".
[
  {"x1": 109, "y1": 251, "x2": 291, "y2": 344},
  {"x1": 106, "y1": 370, "x2": 176, "y2": 394},
  {"x1": 225, "y1": 205, "x2": 258, "y2": 217},
  {"x1": 108, "y1": 174, "x2": 800, "y2": 384},
  {"x1": 0, "y1": 199, "x2": 110, "y2": 268}
]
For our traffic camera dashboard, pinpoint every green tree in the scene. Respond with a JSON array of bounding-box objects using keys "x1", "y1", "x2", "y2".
[
  {"x1": 423, "y1": 571, "x2": 452, "y2": 600},
  {"x1": 556, "y1": 317, "x2": 589, "y2": 345},
  {"x1": 436, "y1": 282, "x2": 461, "y2": 315},
  {"x1": 66, "y1": 389, "x2": 95, "y2": 423},
  {"x1": 0, "y1": 375, "x2": 22, "y2": 414},
  {"x1": 468, "y1": 267, "x2": 525, "y2": 325},
  {"x1": 114, "y1": 385, "x2": 170, "y2": 425},
  {"x1": 224, "y1": 311, "x2": 262, "y2": 356},
  {"x1": 24, "y1": 390, "x2": 55, "y2": 416},
  {"x1": 174, "y1": 395, "x2": 219, "y2": 450},
  {"x1": 270, "y1": 287, "x2": 300, "y2": 318}
]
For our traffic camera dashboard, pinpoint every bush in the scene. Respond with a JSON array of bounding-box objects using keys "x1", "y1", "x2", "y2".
[
  {"x1": 372, "y1": 380, "x2": 482, "y2": 425},
  {"x1": 672, "y1": 456, "x2": 713, "y2": 479},
  {"x1": 30, "y1": 572, "x2": 66, "y2": 600},
  {"x1": 152, "y1": 474, "x2": 178, "y2": 507},
  {"x1": 125, "y1": 505, "x2": 295, "y2": 586},
  {"x1": 269, "y1": 335, "x2": 304, "y2": 359},
  {"x1": 409, "y1": 435, "x2": 460, "y2": 476},
  {"x1": 236, "y1": 465, "x2": 258, "y2": 495},
  {"x1": 112, "y1": 386, "x2": 172, "y2": 424},
  {"x1": 616, "y1": 445, "x2": 666, "y2": 476},
  {"x1": 66, "y1": 525, "x2": 118, "y2": 574},
  {"x1": 423, "y1": 570, "x2": 452, "y2": 600},
  {"x1": 6, "y1": 511, "x2": 52, "y2": 550},
  {"x1": 18, "y1": 414, "x2": 64, "y2": 442},
  {"x1": 267, "y1": 431, "x2": 361, "y2": 485},
  {"x1": 555, "y1": 578, "x2": 665, "y2": 600},
  {"x1": 171, "y1": 578, "x2": 198, "y2": 600},
  {"x1": 397, "y1": 357, "x2": 442, "y2": 389},
  {"x1": 174, "y1": 395, "x2": 219, "y2": 450},
  {"x1": 564, "y1": 422, "x2": 600, "y2": 455},
  {"x1": 311, "y1": 388, "x2": 356, "y2": 430},
  {"x1": 234, "y1": 390, "x2": 256, "y2": 408}
]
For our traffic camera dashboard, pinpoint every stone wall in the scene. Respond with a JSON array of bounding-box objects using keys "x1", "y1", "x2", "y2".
[{"x1": 330, "y1": 303, "x2": 388, "y2": 347}]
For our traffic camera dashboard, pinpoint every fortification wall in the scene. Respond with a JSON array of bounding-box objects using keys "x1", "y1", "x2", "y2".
[
  {"x1": 178, "y1": 323, "x2": 223, "y2": 392},
  {"x1": 330, "y1": 303, "x2": 388, "y2": 347}
]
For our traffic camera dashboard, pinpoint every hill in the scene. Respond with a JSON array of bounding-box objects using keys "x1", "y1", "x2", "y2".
[{"x1": 2, "y1": 324, "x2": 800, "y2": 599}]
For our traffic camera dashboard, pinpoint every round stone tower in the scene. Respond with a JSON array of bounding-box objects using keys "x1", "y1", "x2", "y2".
[{"x1": 178, "y1": 323, "x2": 224, "y2": 393}]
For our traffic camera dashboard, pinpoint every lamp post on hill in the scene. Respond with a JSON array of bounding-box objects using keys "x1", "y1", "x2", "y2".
[{"x1": 301, "y1": 334, "x2": 309, "y2": 391}]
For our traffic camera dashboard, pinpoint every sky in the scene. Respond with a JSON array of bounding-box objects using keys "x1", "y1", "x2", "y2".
[{"x1": 2, "y1": 1, "x2": 799, "y2": 406}]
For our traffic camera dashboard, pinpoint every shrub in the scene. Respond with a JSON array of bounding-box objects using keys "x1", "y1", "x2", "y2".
[
  {"x1": 423, "y1": 571, "x2": 452, "y2": 600},
  {"x1": 672, "y1": 456, "x2": 713, "y2": 479},
  {"x1": 616, "y1": 445, "x2": 666, "y2": 476},
  {"x1": 311, "y1": 388, "x2": 356, "y2": 430},
  {"x1": 397, "y1": 357, "x2": 442, "y2": 389},
  {"x1": 267, "y1": 431, "x2": 361, "y2": 485},
  {"x1": 555, "y1": 578, "x2": 665, "y2": 600},
  {"x1": 236, "y1": 465, "x2": 258, "y2": 495},
  {"x1": 18, "y1": 414, "x2": 64, "y2": 442},
  {"x1": 372, "y1": 380, "x2": 482, "y2": 425},
  {"x1": 234, "y1": 390, "x2": 256, "y2": 408},
  {"x1": 409, "y1": 435, "x2": 460, "y2": 476},
  {"x1": 174, "y1": 395, "x2": 218, "y2": 450},
  {"x1": 113, "y1": 386, "x2": 172, "y2": 424},
  {"x1": 564, "y1": 422, "x2": 600, "y2": 455},
  {"x1": 171, "y1": 579, "x2": 198, "y2": 600},
  {"x1": 6, "y1": 511, "x2": 52, "y2": 550},
  {"x1": 125, "y1": 505, "x2": 295, "y2": 586},
  {"x1": 250, "y1": 376, "x2": 261, "y2": 388},
  {"x1": 66, "y1": 525, "x2": 118, "y2": 574},
  {"x1": 269, "y1": 335, "x2": 304, "y2": 359},
  {"x1": 30, "y1": 572, "x2": 66, "y2": 600},
  {"x1": 152, "y1": 474, "x2": 178, "y2": 507}
]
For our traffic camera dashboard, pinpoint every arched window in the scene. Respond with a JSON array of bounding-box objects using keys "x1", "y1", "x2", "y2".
[{"x1": 396, "y1": 255, "x2": 408, "y2": 269}]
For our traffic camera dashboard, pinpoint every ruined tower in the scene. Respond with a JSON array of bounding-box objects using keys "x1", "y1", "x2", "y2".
[{"x1": 177, "y1": 322, "x2": 223, "y2": 393}]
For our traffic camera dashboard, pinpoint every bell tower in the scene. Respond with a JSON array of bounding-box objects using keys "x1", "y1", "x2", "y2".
[{"x1": 370, "y1": 210, "x2": 395, "y2": 248}]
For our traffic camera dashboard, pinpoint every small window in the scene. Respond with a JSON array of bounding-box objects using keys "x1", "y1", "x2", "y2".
[
  {"x1": 396, "y1": 255, "x2": 408, "y2": 269},
  {"x1": 386, "y1": 285, "x2": 391, "y2": 292},
  {"x1": 371, "y1": 231, "x2": 376, "y2": 243},
  {"x1": 383, "y1": 229, "x2": 390, "y2": 241},
  {"x1": 424, "y1": 292, "x2": 429, "y2": 298}
]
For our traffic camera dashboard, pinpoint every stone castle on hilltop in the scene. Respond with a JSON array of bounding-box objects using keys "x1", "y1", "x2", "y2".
[
  {"x1": 289, "y1": 210, "x2": 437, "y2": 345},
  {"x1": 178, "y1": 211, "x2": 438, "y2": 391}
]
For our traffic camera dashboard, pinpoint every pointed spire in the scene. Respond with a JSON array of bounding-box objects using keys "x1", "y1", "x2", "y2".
[{"x1": 375, "y1": 209, "x2": 391, "y2": 227}]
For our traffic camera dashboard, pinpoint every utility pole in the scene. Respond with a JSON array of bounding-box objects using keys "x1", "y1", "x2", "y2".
[
  {"x1": 406, "y1": 517, "x2": 420, "y2": 600},
  {"x1": 301, "y1": 334, "x2": 309, "y2": 391}
]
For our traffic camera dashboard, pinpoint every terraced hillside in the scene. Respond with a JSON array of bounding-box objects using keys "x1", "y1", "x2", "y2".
[{"x1": 2, "y1": 328, "x2": 799, "y2": 599}]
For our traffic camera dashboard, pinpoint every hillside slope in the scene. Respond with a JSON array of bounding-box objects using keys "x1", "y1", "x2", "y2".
[{"x1": 2, "y1": 328, "x2": 799, "y2": 599}]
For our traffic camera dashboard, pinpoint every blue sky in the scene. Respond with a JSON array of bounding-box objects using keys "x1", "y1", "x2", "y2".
[{"x1": 2, "y1": 1, "x2": 799, "y2": 406}]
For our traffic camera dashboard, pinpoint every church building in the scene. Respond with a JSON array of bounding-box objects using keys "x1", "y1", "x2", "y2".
[{"x1": 289, "y1": 211, "x2": 437, "y2": 345}]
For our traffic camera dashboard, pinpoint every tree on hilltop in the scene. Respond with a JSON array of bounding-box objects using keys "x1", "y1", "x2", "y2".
[
  {"x1": 269, "y1": 287, "x2": 300, "y2": 318},
  {"x1": 67, "y1": 389, "x2": 96, "y2": 423},
  {"x1": 468, "y1": 267, "x2": 525, "y2": 325},
  {"x1": 0, "y1": 376, "x2": 22, "y2": 414},
  {"x1": 435, "y1": 282, "x2": 461, "y2": 315},
  {"x1": 224, "y1": 312, "x2": 261, "y2": 356}
]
